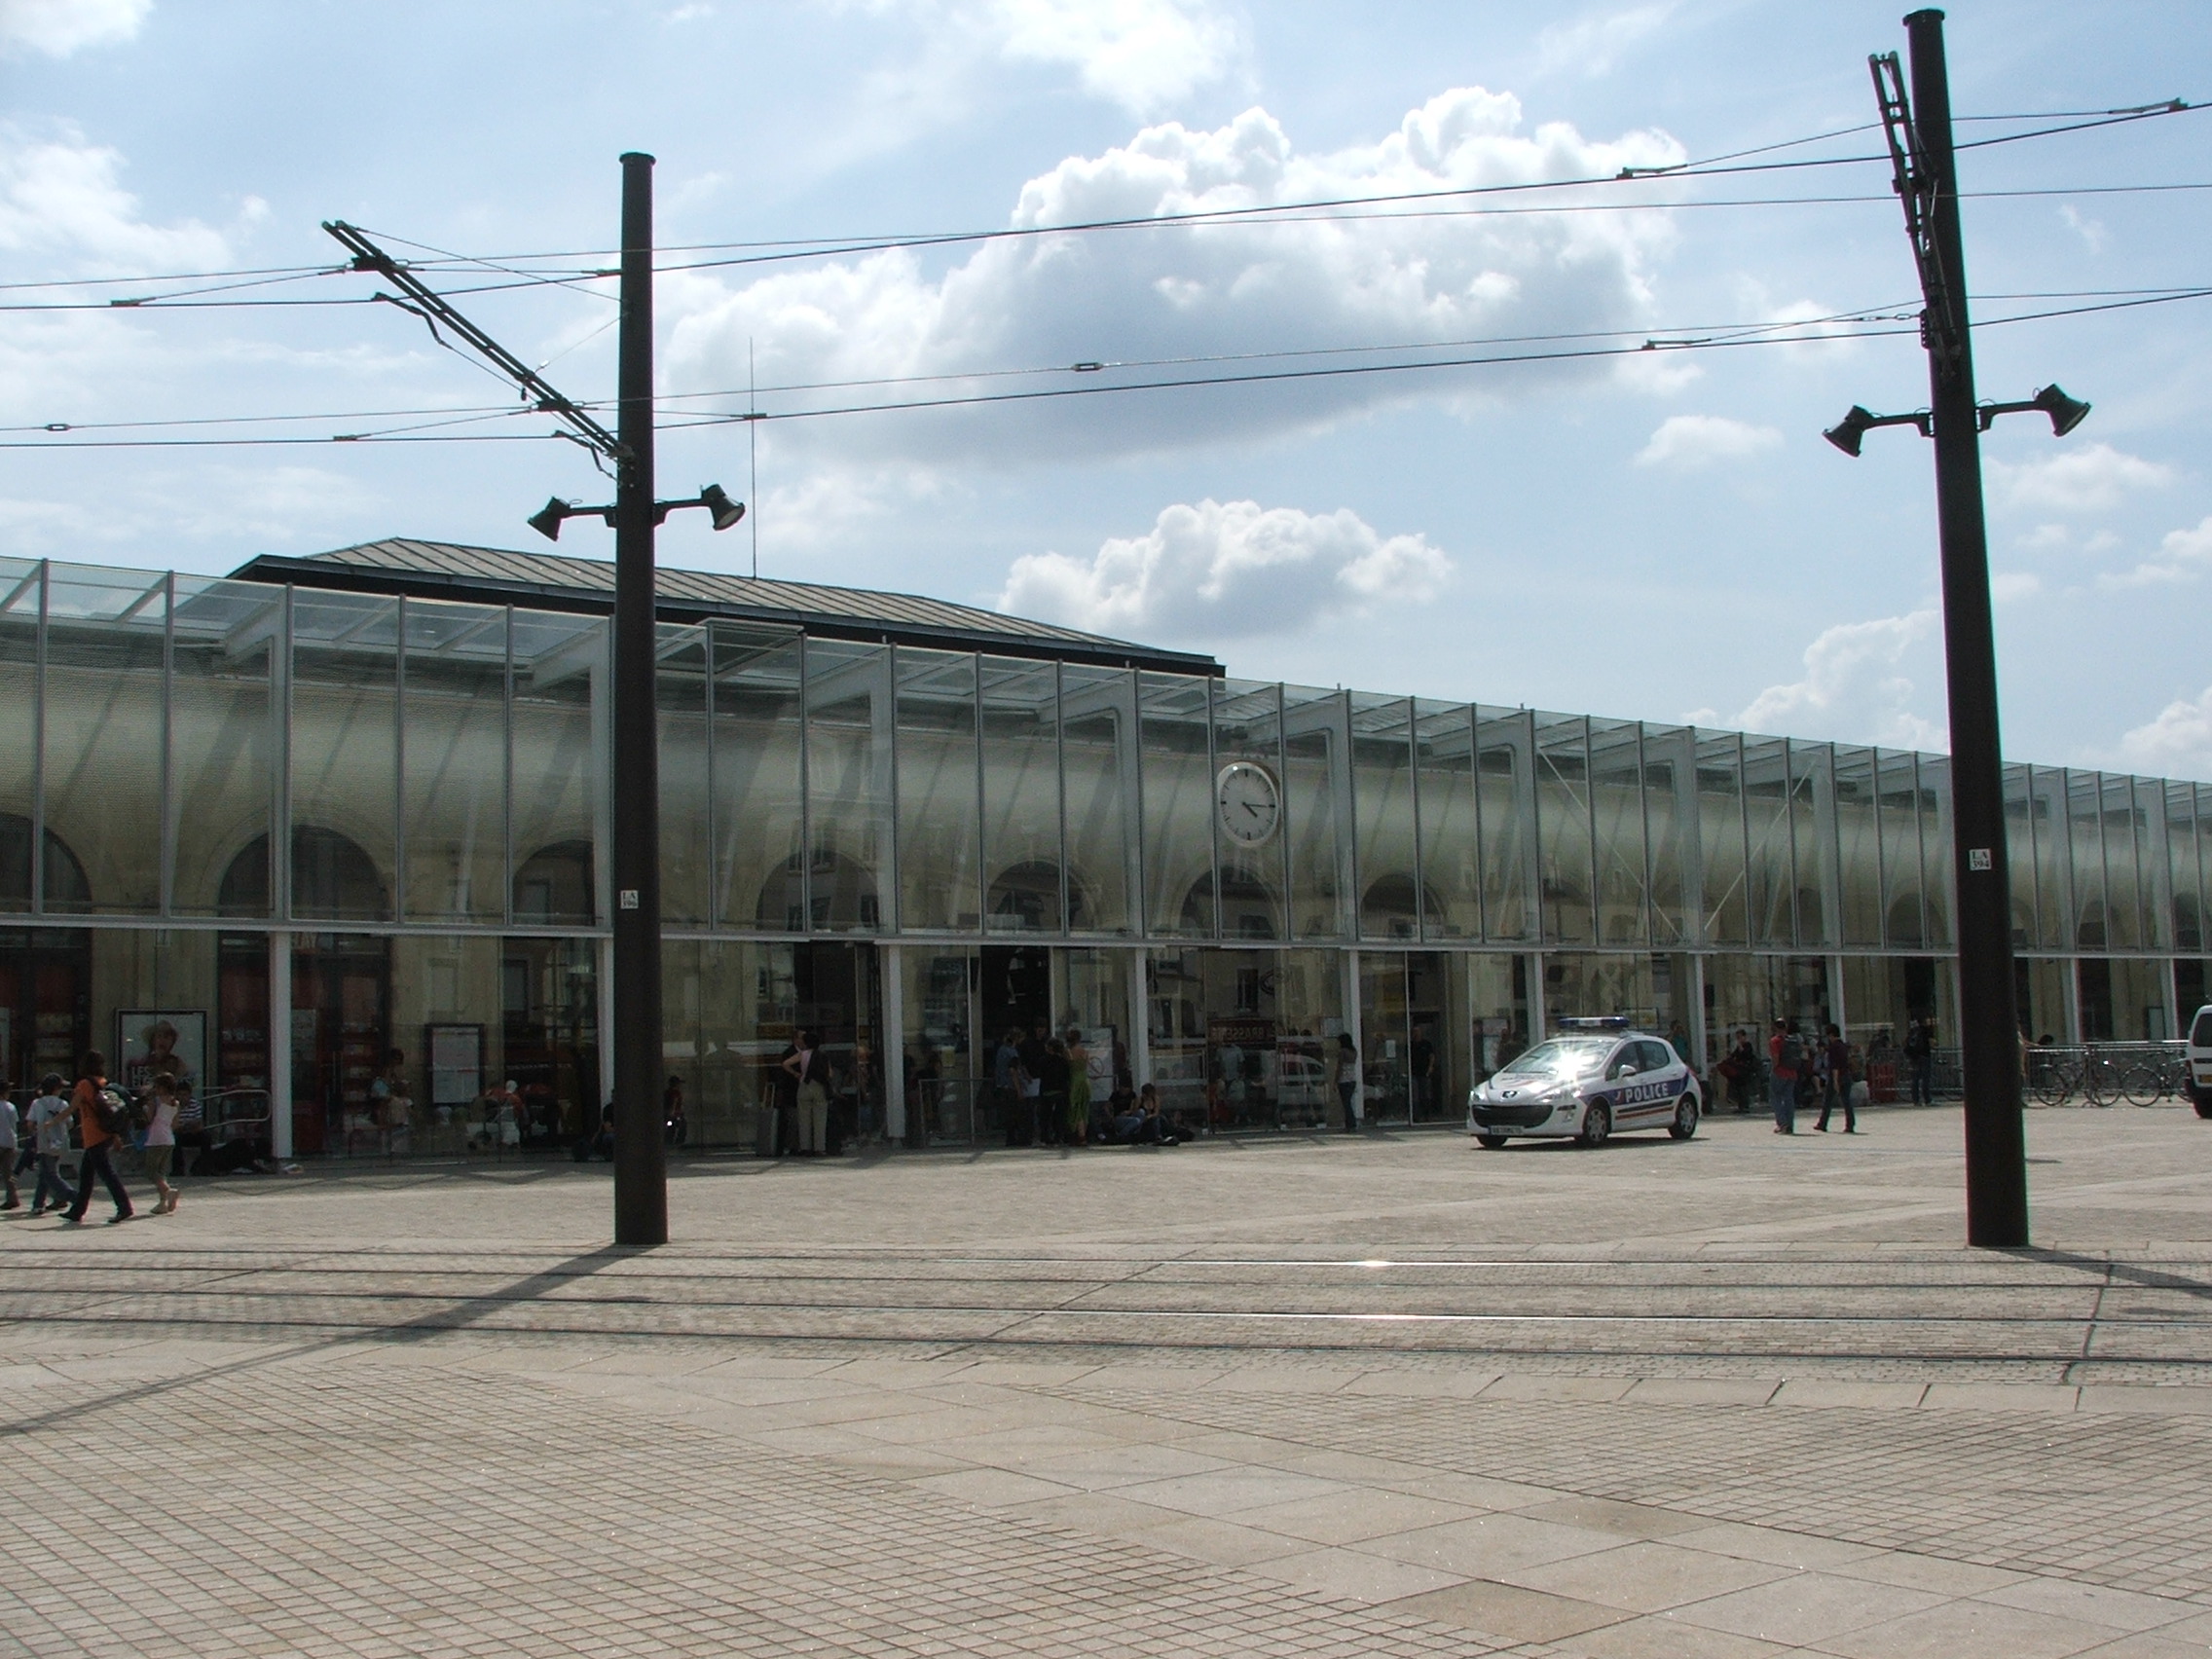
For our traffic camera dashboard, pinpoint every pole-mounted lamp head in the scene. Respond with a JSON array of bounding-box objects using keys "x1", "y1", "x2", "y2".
[
  {"x1": 698, "y1": 483, "x2": 748, "y2": 532},
  {"x1": 527, "y1": 497, "x2": 574, "y2": 541},
  {"x1": 1822, "y1": 405, "x2": 1931, "y2": 458},
  {"x1": 2031, "y1": 383, "x2": 2091, "y2": 438}
]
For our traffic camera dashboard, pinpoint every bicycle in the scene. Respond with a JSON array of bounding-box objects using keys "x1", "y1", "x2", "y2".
[
  {"x1": 2121, "y1": 1048, "x2": 2188, "y2": 1107},
  {"x1": 2028, "y1": 1048, "x2": 2121, "y2": 1107}
]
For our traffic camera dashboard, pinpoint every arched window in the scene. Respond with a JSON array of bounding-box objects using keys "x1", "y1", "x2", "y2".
[
  {"x1": 514, "y1": 840, "x2": 596, "y2": 927},
  {"x1": 989, "y1": 860, "x2": 1064, "y2": 934},
  {"x1": 1887, "y1": 893, "x2": 1925, "y2": 948},
  {"x1": 218, "y1": 829, "x2": 388, "y2": 921},
  {"x1": 0, "y1": 814, "x2": 91, "y2": 911},
  {"x1": 1361, "y1": 873, "x2": 1442, "y2": 941},
  {"x1": 756, "y1": 849, "x2": 880, "y2": 933}
]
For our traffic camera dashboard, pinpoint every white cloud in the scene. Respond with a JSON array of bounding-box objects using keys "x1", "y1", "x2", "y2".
[
  {"x1": 2119, "y1": 686, "x2": 2212, "y2": 783},
  {"x1": 1986, "y1": 441, "x2": 2172, "y2": 514},
  {"x1": 1736, "y1": 607, "x2": 1944, "y2": 750},
  {"x1": 838, "y1": 0, "x2": 1238, "y2": 116},
  {"x1": 668, "y1": 88, "x2": 1684, "y2": 465},
  {"x1": 0, "y1": 127, "x2": 230, "y2": 272},
  {"x1": 2058, "y1": 203, "x2": 2107, "y2": 254},
  {"x1": 1990, "y1": 571, "x2": 2042, "y2": 604},
  {"x1": 1634, "y1": 413, "x2": 1781, "y2": 470},
  {"x1": 1535, "y1": 4, "x2": 1675, "y2": 77},
  {"x1": 998, "y1": 498, "x2": 1451, "y2": 641},
  {"x1": 0, "y1": 0, "x2": 148, "y2": 56},
  {"x1": 2101, "y1": 515, "x2": 2212, "y2": 589}
]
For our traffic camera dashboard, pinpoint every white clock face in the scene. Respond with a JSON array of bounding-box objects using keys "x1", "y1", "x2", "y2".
[{"x1": 1216, "y1": 761, "x2": 1281, "y2": 847}]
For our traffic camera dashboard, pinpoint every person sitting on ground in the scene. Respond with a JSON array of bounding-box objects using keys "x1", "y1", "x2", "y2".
[
  {"x1": 1093, "y1": 1074, "x2": 1132, "y2": 1144},
  {"x1": 1113, "y1": 1084, "x2": 1154, "y2": 1145}
]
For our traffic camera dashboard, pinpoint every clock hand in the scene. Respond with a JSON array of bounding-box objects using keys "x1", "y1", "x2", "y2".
[{"x1": 1242, "y1": 801, "x2": 1263, "y2": 818}]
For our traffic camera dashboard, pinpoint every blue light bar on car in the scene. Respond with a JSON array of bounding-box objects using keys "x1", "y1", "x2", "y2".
[{"x1": 1555, "y1": 1015, "x2": 1631, "y2": 1030}]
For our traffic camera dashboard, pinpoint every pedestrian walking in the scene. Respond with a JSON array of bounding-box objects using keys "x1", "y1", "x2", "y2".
[
  {"x1": 0, "y1": 1085, "x2": 18, "y2": 1210},
  {"x1": 62, "y1": 1051, "x2": 134, "y2": 1225},
  {"x1": 1767, "y1": 1018, "x2": 1801, "y2": 1135},
  {"x1": 1904, "y1": 1016, "x2": 1934, "y2": 1107},
  {"x1": 1334, "y1": 1033, "x2": 1361, "y2": 1132},
  {"x1": 26, "y1": 1074, "x2": 72, "y2": 1215},
  {"x1": 142, "y1": 1072, "x2": 182, "y2": 1214},
  {"x1": 1063, "y1": 1028, "x2": 1091, "y2": 1145},
  {"x1": 1815, "y1": 1023, "x2": 1858, "y2": 1134},
  {"x1": 783, "y1": 1030, "x2": 830, "y2": 1156},
  {"x1": 663, "y1": 1075, "x2": 687, "y2": 1149}
]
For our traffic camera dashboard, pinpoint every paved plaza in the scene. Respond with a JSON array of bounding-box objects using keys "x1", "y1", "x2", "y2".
[{"x1": 7, "y1": 1103, "x2": 2212, "y2": 1658}]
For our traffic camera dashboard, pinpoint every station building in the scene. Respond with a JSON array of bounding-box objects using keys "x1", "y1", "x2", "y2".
[{"x1": 2, "y1": 539, "x2": 2206, "y2": 1156}]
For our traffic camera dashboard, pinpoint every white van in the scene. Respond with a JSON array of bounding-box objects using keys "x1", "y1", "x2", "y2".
[{"x1": 2191, "y1": 1005, "x2": 2212, "y2": 1120}]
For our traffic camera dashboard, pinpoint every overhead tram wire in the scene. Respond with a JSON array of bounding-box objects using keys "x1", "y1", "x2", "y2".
[
  {"x1": 0, "y1": 94, "x2": 2195, "y2": 304},
  {"x1": 12, "y1": 285, "x2": 2210, "y2": 447}
]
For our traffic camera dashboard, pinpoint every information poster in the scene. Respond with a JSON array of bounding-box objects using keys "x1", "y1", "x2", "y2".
[
  {"x1": 426, "y1": 1023, "x2": 484, "y2": 1107},
  {"x1": 117, "y1": 1011, "x2": 206, "y2": 1103}
]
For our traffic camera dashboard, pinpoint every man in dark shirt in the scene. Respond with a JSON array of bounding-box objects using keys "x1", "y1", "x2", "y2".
[
  {"x1": 1815, "y1": 1023, "x2": 1857, "y2": 1134},
  {"x1": 1018, "y1": 1020, "x2": 1053, "y2": 1146}
]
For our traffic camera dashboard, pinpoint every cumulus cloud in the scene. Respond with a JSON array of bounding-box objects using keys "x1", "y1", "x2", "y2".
[
  {"x1": 998, "y1": 498, "x2": 1451, "y2": 641},
  {"x1": 0, "y1": 0, "x2": 148, "y2": 56},
  {"x1": 2119, "y1": 687, "x2": 2212, "y2": 782},
  {"x1": 1634, "y1": 413, "x2": 1781, "y2": 469},
  {"x1": 0, "y1": 128, "x2": 233, "y2": 272},
  {"x1": 1989, "y1": 571, "x2": 2043, "y2": 604},
  {"x1": 667, "y1": 87, "x2": 1684, "y2": 465},
  {"x1": 1986, "y1": 441, "x2": 2171, "y2": 514},
  {"x1": 1736, "y1": 608, "x2": 1944, "y2": 750},
  {"x1": 2100, "y1": 515, "x2": 2212, "y2": 589}
]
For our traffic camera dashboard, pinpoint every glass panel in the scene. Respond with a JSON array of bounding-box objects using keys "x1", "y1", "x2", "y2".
[
  {"x1": 903, "y1": 945, "x2": 979, "y2": 1144},
  {"x1": 2198, "y1": 782, "x2": 2212, "y2": 959},
  {"x1": 2141, "y1": 777, "x2": 2172, "y2": 951},
  {"x1": 2068, "y1": 770, "x2": 2106, "y2": 949},
  {"x1": 2103, "y1": 773, "x2": 2143, "y2": 950},
  {"x1": 1283, "y1": 684, "x2": 1349, "y2": 940},
  {"x1": 1059, "y1": 665, "x2": 1134, "y2": 936},
  {"x1": 1643, "y1": 724, "x2": 1696, "y2": 946},
  {"x1": 2001, "y1": 763, "x2": 2035, "y2": 949},
  {"x1": 0, "y1": 560, "x2": 37, "y2": 911},
  {"x1": 1921, "y1": 754, "x2": 1955, "y2": 949},
  {"x1": 1353, "y1": 693, "x2": 1422, "y2": 940},
  {"x1": 290, "y1": 591, "x2": 398, "y2": 923},
  {"x1": 1358, "y1": 952, "x2": 1410, "y2": 1119},
  {"x1": 1415, "y1": 701, "x2": 1479, "y2": 940},
  {"x1": 166, "y1": 578, "x2": 277, "y2": 919},
  {"x1": 388, "y1": 935, "x2": 505, "y2": 1156},
  {"x1": 1478, "y1": 709, "x2": 1534, "y2": 942},
  {"x1": 1696, "y1": 732, "x2": 1747, "y2": 947},
  {"x1": 1878, "y1": 749, "x2": 1925, "y2": 948},
  {"x1": 655, "y1": 625, "x2": 712, "y2": 927},
  {"x1": 43, "y1": 565, "x2": 168, "y2": 914},
  {"x1": 805, "y1": 639, "x2": 892, "y2": 933},
  {"x1": 1743, "y1": 736, "x2": 1791, "y2": 947},
  {"x1": 2169, "y1": 782, "x2": 2201, "y2": 953},
  {"x1": 402, "y1": 601, "x2": 508, "y2": 924},
  {"x1": 1590, "y1": 719, "x2": 1646, "y2": 947},
  {"x1": 713, "y1": 624, "x2": 804, "y2": 932},
  {"x1": 2030, "y1": 766, "x2": 2069, "y2": 952},
  {"x1": 1140, "y1": 673, "x2": 1214, "y2": 938},
  {"x1": 509, "y1": 610, "x2": 602, "y2": 927},
  {"x1": 896, "y1": 649, "x2": 980, "y2": 934},
  {"x1": 980, "y1": 656, "x2": 1061, "y2": 935},
  {"x1": 1834, "y1": 746, "x2": 1881, "y2": 947},
  {"x1": 1791, "y1": 743, "x2": 1835, "y2": 947},
  {"x1": 1534, "y1": 713, "x2": 1593, "y2": 945},
  {"x1": 1211, "y1": 681, "x2": 1284, "y2": 940}
]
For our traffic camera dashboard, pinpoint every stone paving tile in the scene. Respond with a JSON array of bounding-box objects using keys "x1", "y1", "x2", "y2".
[
  {"x1": 1815, "y1": 1597, "x2": 2128, "y2": 1659},
  {"x1": 1505, "y1": 1540, "x2": 1793, "y2": 1612}
]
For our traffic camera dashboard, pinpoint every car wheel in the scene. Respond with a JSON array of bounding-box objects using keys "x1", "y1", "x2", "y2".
[
  {"x1": 1577, "y1": 1102, "x2": 1611, "y2": 1147},
  {"x1": 1475, "y1": 1133, "x2": 1509, "y2": 1150},
  {"x1": 2196, "y1": 1091, "x2": 2212, "y2": 1121},
  {"x1": 1669, "y1": 1094, "x2": 1699, "y2": 1140}
]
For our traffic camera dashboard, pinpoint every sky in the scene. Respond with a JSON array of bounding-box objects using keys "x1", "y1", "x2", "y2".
[{"x1": 4, "y1": 0, "x2": 2211, "y2": 779}]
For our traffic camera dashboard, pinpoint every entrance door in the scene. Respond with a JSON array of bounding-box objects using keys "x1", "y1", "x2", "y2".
[
  {"x1": 218, "y1": 934, "x2": 392, "y2": 1157},
  {"x1": 977, "y1": 944, "x2": 1051, "y2": 1143},
  {"x1": 0, "y1": 929, "x2": 91, "y2": 1095}
]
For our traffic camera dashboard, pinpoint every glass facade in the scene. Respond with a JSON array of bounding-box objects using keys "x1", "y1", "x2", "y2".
[{"x1": 5, "y1": 551, "x2": 2209, "y2": 1157}]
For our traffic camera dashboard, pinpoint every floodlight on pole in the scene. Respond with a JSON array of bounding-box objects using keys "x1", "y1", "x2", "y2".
[
  {"x1": 1822, "y1": 404, "x2": 1931, "y2": 458},
  {"x1": 525, "y1": 487, "x2": 744, "y2": 540},
  {"x1": 1972, "y1": 384, "x2": 2091, "y2": 436}
]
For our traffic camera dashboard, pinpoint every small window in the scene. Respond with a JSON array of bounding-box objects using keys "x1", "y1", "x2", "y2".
[
  {"x1": 2193, "y1": 1008, "x2": 2212, "y2": 1048},
  {"x1": 1607, "y1": 1047, "x2": 1640, "y2": 1079},
  {"x1": 1638, "y1": 1040, "x2": 1677, "y2": 1071}
]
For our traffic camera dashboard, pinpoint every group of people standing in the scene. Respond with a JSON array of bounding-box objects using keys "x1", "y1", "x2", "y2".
[
  {"x1": 3, "y1": 1051, "x2": 183, "y2": 1226},
  {"x1": 991, "y1": 1020, "x2": 1094, "y2": 1146},
  {"x1": 1711, "y1": 1021, "x2": 1862, "y2": 1135}
]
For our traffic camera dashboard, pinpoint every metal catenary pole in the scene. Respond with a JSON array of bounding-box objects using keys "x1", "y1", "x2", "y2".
[
  {"x1": 611, "y1": 151, "x2": 669, "y2": 1247},
  {"x1": 1900, "y1": 10, "x2": 2029, "y2": 1246}
]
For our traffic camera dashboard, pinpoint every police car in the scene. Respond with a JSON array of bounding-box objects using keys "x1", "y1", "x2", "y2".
[{"x1": 1467, "y1": 1016, "x2": 1701, "y2": 1148}]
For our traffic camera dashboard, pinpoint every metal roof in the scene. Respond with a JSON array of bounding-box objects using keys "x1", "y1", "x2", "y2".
[{"x1": 229, "y1": 538, "x2": 1221, "y2": 676}]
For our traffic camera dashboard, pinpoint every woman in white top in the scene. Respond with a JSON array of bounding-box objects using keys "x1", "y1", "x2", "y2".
[{"x1": 143, "y1": 1073, "x2": 181, "y2": 1214}]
